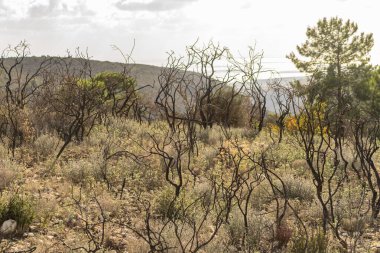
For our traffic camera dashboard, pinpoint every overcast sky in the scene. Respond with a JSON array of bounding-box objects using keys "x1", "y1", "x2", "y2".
[{"x1": 0, "y1": 0, "x2": 379, "y2": 77}]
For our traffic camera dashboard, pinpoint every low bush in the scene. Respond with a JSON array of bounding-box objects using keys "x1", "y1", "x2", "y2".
[
  {"x1": 277, "y1": 175, "x2": 315, "y2": 202},
  {"x1": 251, "y1": 183, "x2": 275, "y2": 209},
  {"x1": 275, "y1": 223, "x2": 293, "y2": 249},
  {"x1": 198, "y1": 128, "x2": 224, "y2": 146},
  {"x1": 341, "y1": 217, "x2": 368, "y2": 234},
  {"x1": 226, "y1": 211, "x2": 272, "y2": 251},
  {"x1": 33, "y1": 133, "x2": 60, "y2": 160},
  {"x1": 290, "y1": 228, "x2": 329, "y2": 253},
  {"x1": 0, "y1": 195, "x2": 34, "y2": 234},
  {"x1": 0, "y1": 167, "x2": 16, "y2": 193},
  {"x1": 153, "y1": 187, "x2": 198, "y2": 221},
  {"x1": 153, "y1": 187, "x2": 182, "y2": 219},
  {"x1": 64, "y1": 159, "x2": 96, "y2": 185}
]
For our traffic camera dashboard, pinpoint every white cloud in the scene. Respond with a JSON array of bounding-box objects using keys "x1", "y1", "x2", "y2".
[
  {"x1": 115, "y1": 0, "x2": 198, "y2": 12},
  {"x1": 27, "y1": 0, "x2": 94, "y2": 18}
]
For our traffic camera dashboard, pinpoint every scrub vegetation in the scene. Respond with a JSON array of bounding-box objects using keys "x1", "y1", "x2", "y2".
[{"x1": 1, "y1": 17, "x2": 380, "y2": 252}]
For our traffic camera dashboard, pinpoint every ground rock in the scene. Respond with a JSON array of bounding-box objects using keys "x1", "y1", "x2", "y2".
[{"x1": 0, "y1": 219, "x2": 17, "y2": 236}]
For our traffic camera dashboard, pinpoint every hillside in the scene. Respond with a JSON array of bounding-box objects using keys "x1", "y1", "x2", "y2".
[
  {"x1": 1, "y1": 56, "x2": 306, "y2": 112},
  {"x1": 1, "y1": 56, "x2": 163, "y2": 98}
]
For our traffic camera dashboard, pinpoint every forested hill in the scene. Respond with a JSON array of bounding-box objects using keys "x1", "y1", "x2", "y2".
[
  {"x1": 1, "y1": 56, "x2": 163, "y2": 89},
  {"x1": 1, "y1": 56, "x2": 306, "y2": 111},
  {"x1": 0, "y1": 56, "x2": 165, "y2": 109}
]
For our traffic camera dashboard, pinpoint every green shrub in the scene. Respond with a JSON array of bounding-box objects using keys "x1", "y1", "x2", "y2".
[
  {"x1": 64, "y1": 159, "x2": 95, "y2": 185},
  {"x1": 277, "y1": 175, "x2": 315, "y2": 202},
  {"x1": 226, "y1": 211, "x2": 271, "y2": 251},
  {"x1": 226, "y1": 213, "x2": 245, "y2": 249},
  {"x1": 33, "y1": 133, "x2": 60, "y2": 160},
  {"x1": 153, "y1": 187, "x2": 198, "y2": 221},
  {"x1": 0, "y1": 195, "x2": 34, "y2": 233},
  {"x1": 0, "y1": 201, "x2": 6, "y2": 220},
  {"x1": 251, "y1": 183, "x2": 274, "y2": 209},
  {"x1": 290, "y1": 228, "x2": 328, "y2": 253},
  {"x1": 154, "y1": 187, "x2": 181, "y2": 220}
]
